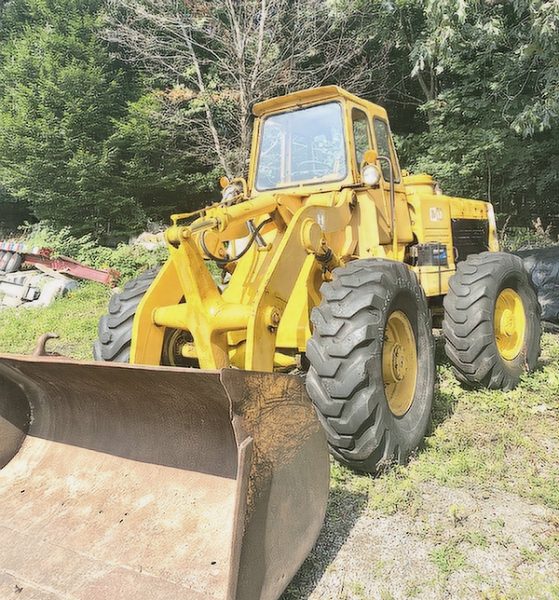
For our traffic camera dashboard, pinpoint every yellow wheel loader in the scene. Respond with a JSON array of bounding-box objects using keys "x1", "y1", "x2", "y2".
[{"x1": 0, "y1": 86, "x2": 540, "y2": 599}]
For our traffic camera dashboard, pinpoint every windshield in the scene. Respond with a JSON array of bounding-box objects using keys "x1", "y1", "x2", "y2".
[{"x1": 255, "y1": 102, "x2": 347, "y2": 191}]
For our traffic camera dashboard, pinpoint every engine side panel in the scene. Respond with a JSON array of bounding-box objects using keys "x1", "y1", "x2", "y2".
[
  {"x1": 406, "y1": 180, "x2": 492, "y2": 297},
  {"x1": 451, "y1": 218, "x2": 489, "y2": 263}
]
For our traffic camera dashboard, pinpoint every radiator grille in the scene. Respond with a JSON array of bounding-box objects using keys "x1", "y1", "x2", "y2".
[{"x1": 451, "y1": 218, "x2": 489, "y2": 262}]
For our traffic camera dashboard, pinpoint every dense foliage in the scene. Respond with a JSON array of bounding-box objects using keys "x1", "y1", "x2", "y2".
[
  {"x1": 0, "y1": 0, "x2": 138, "y2": 237},
  {"x1": 389, "y1": 0, "x2": 559, "y2": 227},
  {"x1": 0, "y1": 0, "x2": 557, "y2": 240},
  {"x1": 0, "y1": 0, "x2": 216, "y2": 239}
]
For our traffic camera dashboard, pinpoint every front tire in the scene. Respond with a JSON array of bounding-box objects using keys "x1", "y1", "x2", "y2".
[
  {"x1": 93, "y1": 269, "x2": 159, "y2": 362},
  {"x1": 443, "y1": 252, "x2": 541, "y2": 391},
  {"x1": 5, "y1": 252, "x2": 22, "y2": 274},
  {"x1": 305, "y1": 259, "x2": 435, "y2": 473}
]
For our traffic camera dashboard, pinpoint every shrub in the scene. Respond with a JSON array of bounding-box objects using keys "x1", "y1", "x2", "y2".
[
  {"x1": 499, "y1": 217, "x2": 558, "y2": 252},
  {"x1": 16, "y1": 221, "x2": 166, "y2": 282},
  {"x1": 79, "y1": 243, "x2": 167, "y2": 281}
]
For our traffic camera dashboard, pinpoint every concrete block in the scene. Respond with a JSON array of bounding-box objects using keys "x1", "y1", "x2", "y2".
[
  {"x1": 1, "y1": 295, "x2": 24, "y2": 308},
  {"x1": 35, "y1": 277, "x2": 78, "y2": 307}
]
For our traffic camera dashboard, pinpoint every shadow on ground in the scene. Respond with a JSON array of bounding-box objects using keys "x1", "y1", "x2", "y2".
[
  {"x1": 428, "y1": 333, "x2": 461, "y2": 432},
  {"x1": 433, "y1": 329, "x2": 451, "y2": 368},
  {"x1": 281, "y1": 484, "x2": 368, "y2": 599},
  {"x1": 430, "y1": 382, "x2": 460, "y2": 431}
]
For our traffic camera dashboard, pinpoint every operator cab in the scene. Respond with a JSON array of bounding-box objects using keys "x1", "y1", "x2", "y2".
[{"x1": 250, "y1": 85, "x2": 401, "y2": 195}]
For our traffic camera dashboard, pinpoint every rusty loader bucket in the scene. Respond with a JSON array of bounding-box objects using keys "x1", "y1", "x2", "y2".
[{"x1": 0, "y1": 355, "x2": 329, "y2": 599}]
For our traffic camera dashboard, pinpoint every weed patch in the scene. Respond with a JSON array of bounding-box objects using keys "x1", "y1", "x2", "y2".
[
  {"x1": 0, "y1": 282, "x2": 110, "y2": 359},
  {"x1": 430, "y1": 540, "x2": 467, "y2": 577}
]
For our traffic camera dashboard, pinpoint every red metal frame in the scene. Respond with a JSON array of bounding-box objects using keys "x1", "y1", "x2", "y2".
[
  {"x1": 23, "y1": 254, "x2": 118, "y2": 286},
  {"x1": 1, "y1": 240, "x2": 118, "y2": 285}
]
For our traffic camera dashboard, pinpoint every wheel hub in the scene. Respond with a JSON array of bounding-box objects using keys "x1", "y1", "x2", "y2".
[
  {"x1": 382, "y1": 311, "x2": 417, "y2": 417},
  {"x1": 389, "y1": 343, "x2": 407, "y2": 382},
  {"x1": 163, "y1": 329, "x2": 198, "y2": 367},
  {"x1": 494, "y1": 288, "x2": 526, "y2": 361},
  {"x1": 499, "y1": 309, "x2": 515, "y2": 336}
]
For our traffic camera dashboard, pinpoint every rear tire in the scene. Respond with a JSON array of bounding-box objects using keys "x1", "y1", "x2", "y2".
[
  {"x1": 305, "y1": 259, "x2": 435, "y2": 473},
  {"x1": 443, "y1": 252, "x2": 540, "y2": 391},
  {"x1": 0, "y1": 251, "x2": 12, "y2": 272}
]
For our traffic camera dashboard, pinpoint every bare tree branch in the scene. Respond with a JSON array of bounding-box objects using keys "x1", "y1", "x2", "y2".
[{"x1": 104, "y1": 0, "x2": 391, "y2": 176}]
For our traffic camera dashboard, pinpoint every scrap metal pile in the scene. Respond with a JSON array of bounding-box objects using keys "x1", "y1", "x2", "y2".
[{"x1": 0, "y1": 240, "x2": 116, "y2": 308}]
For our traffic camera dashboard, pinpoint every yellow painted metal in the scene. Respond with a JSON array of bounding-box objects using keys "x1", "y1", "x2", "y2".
[
  {"x1": 130, "y1": 259, "x2": 183, "y2": 365},
  {"x1": 487, "y1": 202, "x2": 500, "y2": 252},
  {"x1": 241, "y1": 192, "x2": 352, "y2": 371},
  {"x1": 382, "y1": 310, "x2": 418, "y2": 416},
  {"x1": 253, "y1": 85, "x2": 381, "y2": 118},
  {"x1": 403, "y1": 173, "x2": 435, "y2": 192},
  {"x1": 404, "y1": 173, "x2": 498, "y2": 297},
  {"x1": 156, "y1": 235, "x2": 234, "y2": 370},
  {"x1": 129, "y1": 85, "x2": 499, "y2": 373},
  {"x1": 275, "y1": 254, "x2": 322, "y2": 352},
  {"x1": 494, "y1": 288, "x2": 526, "y2": 361}
]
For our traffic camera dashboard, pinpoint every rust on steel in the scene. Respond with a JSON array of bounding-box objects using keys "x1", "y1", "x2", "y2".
[{"x1": 0, "y1": 355, "x2": 329, "y2": 599}]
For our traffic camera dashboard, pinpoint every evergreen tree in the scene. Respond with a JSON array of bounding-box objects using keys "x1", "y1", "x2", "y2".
[{"x1": 0, "y1": 0, "x2": 142, "y2": 238}]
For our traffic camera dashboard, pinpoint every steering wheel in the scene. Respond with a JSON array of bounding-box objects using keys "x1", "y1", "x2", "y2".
[{"x1": 291, "y1": 160, "x2": 331, "y2": 179}]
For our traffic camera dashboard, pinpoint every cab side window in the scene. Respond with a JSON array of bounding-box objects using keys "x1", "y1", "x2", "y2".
[
  {"x1": 352, "y1": 109, "x2": 371, "y2": 168},
  {"x1": 373, "y1": 118, "x2": 400, "y2": 183}
]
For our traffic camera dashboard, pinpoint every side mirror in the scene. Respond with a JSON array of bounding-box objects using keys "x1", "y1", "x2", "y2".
[{"x1": 361, "y1": 149, "x2": 381, "y2": 187}]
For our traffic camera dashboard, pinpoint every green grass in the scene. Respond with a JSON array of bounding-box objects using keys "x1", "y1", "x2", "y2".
[
  {"x1": 430, "y1": 540, "x2": 467, "y2": 577},
  {"x1": 0, "y1": 282, "x2": 110, "y2": 359}
]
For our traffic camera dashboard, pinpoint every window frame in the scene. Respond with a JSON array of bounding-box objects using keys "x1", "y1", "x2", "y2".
[
  {"x1": 254, "y1": 100, "x2": 349, "y2": 192},
  {"x1": 373, "y1": 116, "x2": 401, "y2": 184},
  {"x1": 351, "y1": 107, "x2": 373, "y2": 173}
]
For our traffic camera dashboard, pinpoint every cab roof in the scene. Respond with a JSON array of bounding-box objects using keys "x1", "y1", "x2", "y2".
[{"x1": 252, "y1": 85, "x2": 387, "y2": 118}]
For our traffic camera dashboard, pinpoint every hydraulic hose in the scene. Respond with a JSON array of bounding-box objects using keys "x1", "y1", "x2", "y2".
[{"x1": 200, "y1": 218, "x2": 273, "y2": 265}]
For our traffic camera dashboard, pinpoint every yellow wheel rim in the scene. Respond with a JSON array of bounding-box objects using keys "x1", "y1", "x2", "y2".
[
  {"x1": 382, "y1": 310, "x2": 418, "y2": 417},
  {"x1": 494, "y1": 288, "x2": 526, "y2": 361}
]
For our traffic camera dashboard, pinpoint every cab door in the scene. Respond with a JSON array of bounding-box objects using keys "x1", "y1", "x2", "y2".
[
  {"x1": 372, "y1": 116, "x2": 413, "y2": 245},
  {"x1": 351, "y1": 107, "x2": 392, "y2": 250}
]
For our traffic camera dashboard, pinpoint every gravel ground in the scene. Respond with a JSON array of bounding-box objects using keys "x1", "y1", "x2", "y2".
[
  {"x1": 283, "y1": 480, "x2": 559, "y2": 600},
  {"x1": 282, "y1": 333, "x2": 559, "y2": 600}
]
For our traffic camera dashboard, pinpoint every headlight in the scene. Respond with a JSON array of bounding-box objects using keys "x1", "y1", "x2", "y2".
[
  {"x1": 362, "y1": 164, "x2": 381, "y2": 187},
  {"x1": 221, "y1": 183, "x2": 242, "y2": 204}
]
